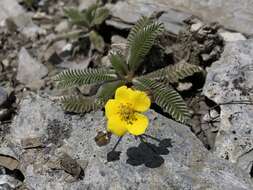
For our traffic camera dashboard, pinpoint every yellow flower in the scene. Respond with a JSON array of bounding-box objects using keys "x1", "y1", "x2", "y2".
[{"x1": 105, "y1": 86, "x2": 151, "y2": 136}]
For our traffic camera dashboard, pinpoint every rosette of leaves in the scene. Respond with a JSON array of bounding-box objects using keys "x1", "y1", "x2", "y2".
[
  {"x1": 61, "y1": 1, "x2": 109, "y2": 52},
  {"x1": 55, "y1": 17, "x2": 203, "y2": 123}
]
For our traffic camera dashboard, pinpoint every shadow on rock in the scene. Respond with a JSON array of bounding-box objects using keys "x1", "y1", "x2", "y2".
[
  {"x1": 107, "y1": 150, "x2": 121, "y2": 162},
  {"x1": 126, "y1": 138, "x2": 172, "y2": 168}
]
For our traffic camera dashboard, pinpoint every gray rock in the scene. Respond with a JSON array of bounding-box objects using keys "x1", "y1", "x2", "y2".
[
  {"x1": 145, "y1": 0, "x2": 253, "y2": 35},
  {"x1": 111, "y1": 35, "x2": 127, "y2": 54},
  {"x1": 79, "y1": 0, "x2": 94, "y2": 11},
  {"x1": 105, "y1": 19, "x2": 132, "y2": 30},
  {"x1": 0, "y1": 175, "x2": 22, "y2": 190},
  {"x1": 9, "y1": 93, "x2": 253, "y2": 190},
  {"x1": 0, "y1": 87, "x2": 7, "y2": 107},
  {"x1": 108, "y1": 0, "x2": 253, "y2": 35},
  {"x1": 107, "y1": 1, "x2": 152, "y2": 24},
  {"x1": 44, "y1": 40, "x2": 67, "y2": 63},
  {"x1": 111, "y1": 35, "x2": 127, "y2": 45},
  {"x1": 158, "y1": 9, "x2": 192, "y2": 35},
  {"x1": 203, "y1": 40, "x2": 253, "y2": 174},
  {"x1": 176, "y1": 82, "x2": 192, "y2": 92},
  {"x1": 6, "y1": 13, "x2": 46, "y2": 39},
  {"x1": 17, "y1": 47, "x2": 48, "y2": 87},
  {"x1": 190, "y1": 22, "x2": 203, "y2": 32},
  {"x1": 1, "y1": 59, "x2": 10, "y2": 69},
  {"x1": 101, "y1": 56, "x2": 111, "y2": 68},
  {"x1": 58, "y1": 59, "x2": 90, "y2": 70},
  {"x1": 55, "y1": 20, "x2": 70, "y2": 33},
  {"x1": 219, "y1": 31, "x2": 246, "y2": 42},
  {"x1": 0, "y1": 0, "x2": 24, "y2": 26},
  {"x1": 107, "y1": 1, "x2": 192, "y2": 35}
]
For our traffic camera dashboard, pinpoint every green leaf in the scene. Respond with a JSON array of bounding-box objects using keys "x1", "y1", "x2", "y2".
[
  {"x1": 92, "y1": 7, "x2": 110, "y2": 26},
  {"x1": 110, "y1": 52, "x2": 128, "y2": 76},
  {"x1": 127, "y1": 18, "x2": 164, "y2": 72},
  {"x1": 133, "y1": 78, "x2": 191, "y2": 123},
  {"x1": 84, "y1": 3, "x2": 99, "y2": 26},
  {"x1": 89, "y1": 30, "x2": 105, "y2": 52},
  {"x1": 127, "y1": 16, "x2": 151, "y2": 44},
  {"x1": 55, "y1": 68, "x2": 118, "y2": 88},
  {"x1": 60, "y1": 96, "x2": 101, "y2": 113},
  {"x1": 142, "y1": 61, "x2": 203, "y2": 83},
  {"x1": 64, "y1": 3, "x2": 109, "y2": 29},
  {"x1": 97, "y1": 80, "x2": 125, "y2": 103},
  {"x1": 64, "y1": 8, "x2": 89, "y2": 28}
]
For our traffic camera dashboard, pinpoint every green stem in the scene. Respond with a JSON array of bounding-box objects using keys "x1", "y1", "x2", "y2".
[{"x1": 111, "y1": 136, "x2": 123, "y2": 152}]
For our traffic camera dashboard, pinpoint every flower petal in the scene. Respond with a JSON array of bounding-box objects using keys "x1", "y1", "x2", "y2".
[
  {"x1": 115, "y1": 86, "x2": 134, "y2": 104},
  {"x1": 126, "y1": 113, "x2": 149, "y2": 136},
  {"x1": 132, "y1": 90, "x2": 151, "y2": 112},
  {"x1": 105, "y1": 99, "x2": 120, "y2": 118},
  {"x1": 107, "y1": 116, "x2": 128, "y2": 137}
]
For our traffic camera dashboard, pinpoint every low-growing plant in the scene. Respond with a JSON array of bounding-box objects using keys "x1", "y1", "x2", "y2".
[
  {"x1": 55, "y1": 16, "x2": 203, "y2": 123},
  {"x1": 64, "y1": 2, "x2": 109, "y2": 30},
  {"x1": 50, "y1": 1, "x2": 109, "y2": 52}
]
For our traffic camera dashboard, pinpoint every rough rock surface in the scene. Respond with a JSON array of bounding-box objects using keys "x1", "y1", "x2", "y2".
[
  {"x1": 0, "y1": 0, "x2": 24, "y2": 25},
  {"x1": 203, "y1": 40, "x2": 253, "y2": 174},
  {"x1": 107, "y1": 0, "x2": 192, "y2": 35},
  {"x1": 123, "y1": 0, "x2": 253, "y2": 35},
  {"x1": 16, "y1": 47, "x2": 48, "y2": 86},
  {"x1": 0, "y1": 0, "x2": 44, "y2": 39},
  {"x1": 5, "y1": 93, "x2": 253, "y2": 190},
  {"x1": 79, "y1": 0, "x2": 94, "y2": 11},
  {"x1": 0, "y1": 87, "x2": 8, "y2": 107},
  {"x1": 218, "y1": 31, "x2": 246, "y2": 42},
  {"x1": 7, "y1": 13, "x2": 46, "y2": 39},
  {"x1": 173, "y1": 20, "x2": 223, "y2": 66},
  {"x1": 0, "y1": 175, "x2": 22, "y2": 189}
]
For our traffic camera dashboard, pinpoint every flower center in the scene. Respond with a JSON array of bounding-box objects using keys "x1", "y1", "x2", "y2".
[{"x1": 118, "y1": 103, "x2": 137, "y2": 125}]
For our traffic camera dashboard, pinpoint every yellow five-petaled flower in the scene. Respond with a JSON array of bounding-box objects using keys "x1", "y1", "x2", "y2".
[{"x1": 105, "y1": 86, "x2": 151, "y2": 137}]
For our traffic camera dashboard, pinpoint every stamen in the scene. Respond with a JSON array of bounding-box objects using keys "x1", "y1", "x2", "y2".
[{"x1": 117, "y1": 103, "x2": 137, "y2": 125}]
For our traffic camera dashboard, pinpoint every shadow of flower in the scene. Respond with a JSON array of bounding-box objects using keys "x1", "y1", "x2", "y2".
[{"x1": 126, "y1": 138, "x2": 172, "y2": 168}]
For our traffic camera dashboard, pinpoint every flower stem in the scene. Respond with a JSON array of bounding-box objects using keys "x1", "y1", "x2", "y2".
[{"x1": 111, "y1": 136, "x2": 123, "y2": 152}]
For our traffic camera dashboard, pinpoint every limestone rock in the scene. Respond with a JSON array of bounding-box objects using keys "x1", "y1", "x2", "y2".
[
  {"x1": 145, "y1": 0, "x2": 253, "y2": 35},
  {"x1": 17, "y1": 47, "x2": 48, "y2": 87},
  {"x1": 219, "y1": 31, "x2": 246, "y2": 42},
  {"x1": 158, "y1": 9, "x2": 192, "y2": 35},
  {"x1": 79, "y1": 0, "x2": 94, "y2": 11},
  {"x1": 8, "y1": 93, "x2": 253, "y2": 190},
  {"x1": 111, "y1": 35, "x2": 127, "y2": 53},
  {"x1": 203, "y1": 40, "x2": 253, "y2": 175},
  {"x1": 0, "y1": 175, "x2": 22, "y2": 190},
  {"x1": 108, "y1": 0, "x2": 253, "y2": 35},
  {"x1": 107, "y1": 0, "x2": 192, "y2": 35},
  {"x1": 6, "y1": 13, "x2": 46, "y2": 39},
  {"x1": 0, "y1": 87, "x2": 8, "y2": 107},
  {"x1": 0, "y1": 0, "x2": 24, "y2": 26},
  {"x1": 55, "y1": 20, "x2": 70, "y2": 33}
]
